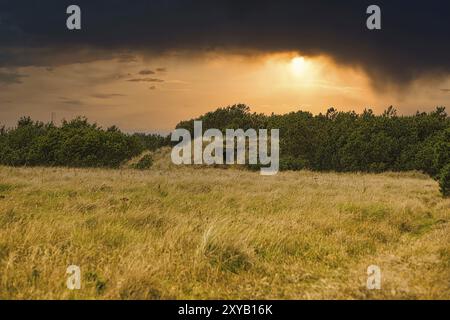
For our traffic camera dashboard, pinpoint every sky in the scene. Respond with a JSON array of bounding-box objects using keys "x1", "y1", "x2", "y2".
[{"x1": 0, "y1": 0, "x2": 449, "y2": 133}]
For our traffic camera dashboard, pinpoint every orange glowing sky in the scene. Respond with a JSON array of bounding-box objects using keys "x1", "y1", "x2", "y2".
[{"x1": 1, "y1": 52, "x2": 449, "y2": 133}]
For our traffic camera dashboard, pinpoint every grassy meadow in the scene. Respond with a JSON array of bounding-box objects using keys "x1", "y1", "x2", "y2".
[{"x1": 0, "y1": 161, "x2": 449, "y2": 299}]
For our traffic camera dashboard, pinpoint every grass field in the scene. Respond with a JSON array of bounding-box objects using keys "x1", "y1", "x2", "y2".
[{"x1": 0, "y1": 164, "x2": 449, "y2": 299}]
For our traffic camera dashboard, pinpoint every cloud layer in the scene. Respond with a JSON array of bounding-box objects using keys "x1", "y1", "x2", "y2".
[
  {"x1": 0, "y1": 70, "x2": 27, "y2": 85},
  {"x1": 1, "y1": 0, "x2": 449, "y2": 86}
]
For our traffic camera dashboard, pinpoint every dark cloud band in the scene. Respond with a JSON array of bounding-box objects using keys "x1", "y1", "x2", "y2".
[{"x1": 0, "y1": 0, "x2": 449, "y2": 86}]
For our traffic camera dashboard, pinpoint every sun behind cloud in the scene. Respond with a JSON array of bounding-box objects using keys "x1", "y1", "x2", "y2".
[{"x1": 291, "y1": 56, "x2": 308, "y2": 76}]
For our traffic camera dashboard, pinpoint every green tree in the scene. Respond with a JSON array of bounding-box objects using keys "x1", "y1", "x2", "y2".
[{"x1": 439, "y1": 164, "x2": 450, "y2": 197}]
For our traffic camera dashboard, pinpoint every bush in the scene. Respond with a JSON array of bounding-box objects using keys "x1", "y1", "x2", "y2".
[
  {"x1": 279, "y1": 157, "x2": 307, "y2": 171},
  {"x1": 0, "y1": 117, "x2": 145, "y2": 168},
  {"x1": 176, "y1": 105, "x2": 449, "y2": 174},
  {"x1": 1, "y1": 105, "x2": 449, "y2": 175},
  {"x1": 132, "y1": 154, "x2": 154, "y2": 170},
  {"x1": 439, "y1": 164, "x2": 450, "y2": 197}
]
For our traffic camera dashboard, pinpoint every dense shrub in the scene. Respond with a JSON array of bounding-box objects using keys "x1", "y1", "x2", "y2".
[
  {"x1": 1, "y1": 105, "x2": 449, "y2": 177},
  {"x1": 0, "y1": 117, "x2": 166, "y2": 168},
  {"x1": 133, "y1": 133, "x2": 170, "y2": 151},
  {"x1": 279, "y1": 157, "x2": 307, "y2": 171},
  {"x1": 132, "y1": 154, "x2": 154, "y2": 170},
  {"x1": 176, "y1": 104, "x2": 450, "y2": 175},
  {"x1": 439, "y1": 164, "x2": 450, "y2": 197}
]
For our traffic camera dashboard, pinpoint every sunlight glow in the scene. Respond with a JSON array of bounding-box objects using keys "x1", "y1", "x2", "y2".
[{"x1": 291, "y1": 56, "x2": 307, "y2": 76}]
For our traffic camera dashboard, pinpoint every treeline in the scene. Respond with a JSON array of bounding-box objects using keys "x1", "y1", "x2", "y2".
[
  {"x1": 1, "y1": 104, "x2": 449, "y2": 184},
  {"x1": 176, "y1": 104, "x2": 450, "y2": 178},
  {"x1": 0, "y1": 116, "x2": 168, "y2": 168}
]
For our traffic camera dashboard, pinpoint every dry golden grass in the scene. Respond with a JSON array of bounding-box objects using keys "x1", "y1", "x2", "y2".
[{"x1": 0, "y1": 164, "x2": 449, "y2": 300}]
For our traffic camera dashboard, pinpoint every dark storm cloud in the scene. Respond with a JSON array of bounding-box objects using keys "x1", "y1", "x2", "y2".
[
  {"x1": 0, "y1": 0, "x2": 449, "y2": 85},
  {"x1": 117, "y1": 54, "x2": 138, "y2": 63},
  {"x1": 0, "y1": 70, "x2": 27, "y2": 85}
]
